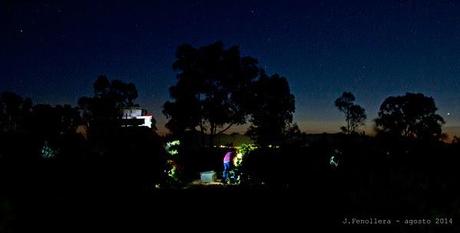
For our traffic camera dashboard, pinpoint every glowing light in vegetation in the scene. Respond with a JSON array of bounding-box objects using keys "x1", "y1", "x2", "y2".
[
  {"x1": 232, "y1": 144, "x2": 257, "y2": 168},
  {"x1": 236, "y1": 144, "x2": 257, "y2": 156},
  {"x1": 166, "y1": 160, "x2": 178, "y2": 180},
  {"x1": 41, "y1": 141, "x2": 56, "y2": 159},
  {"x1": 165, "y1": 140, "x2": 180, "y2": 156},
  {"x1": 330, "y1": 156, "x2": 339, "y2": 168},
  {"x1": 163, "y1": 140, "x2": 181, "y2": 184},
  {"x1": 233, "y1": 153, "x2": 244, "y2": 167}
]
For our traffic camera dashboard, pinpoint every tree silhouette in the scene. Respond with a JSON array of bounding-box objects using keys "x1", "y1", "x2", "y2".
[
  {"x1": 78, "y1": 75, "x2": 142, "y2": 130},
  {"x1": 162, "y1": 89, "x2": 201, "y2": 136},
  {"x1": 24, "y1": 104, "x2": 82, "y2": 159},
  {"x1": 28, "y1": 104, "x2": 80, "y2": 139},
  {"x1": 334, "y1": 92, "x2": 367, "y2": 134},
  {"x1": 0, "y1": 91, "x2": 32, "y2": 132},
  {"x1": 284, "y1": 123, "x2": 306, "y2": 146},
  {"x1": 246, "y1": 73, "x2": 295, "y2": 146},
  {"x1": 375, "y1": 93, "x2": 445, "y2": 141},
  {"x1": 453, "y1": 136, "x2": 460, "y2": 144},
  {"x1": 163, "y1": 42, "x2": 259, "y2": 142}
]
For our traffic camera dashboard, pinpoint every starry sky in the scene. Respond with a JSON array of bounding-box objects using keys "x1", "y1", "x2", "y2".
[{"x1": 1, "y1": 0, "x2": 460, "y2": 136}]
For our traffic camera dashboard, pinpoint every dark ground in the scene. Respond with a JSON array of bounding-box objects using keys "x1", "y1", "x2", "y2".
[
  {"x1": 2, "y1": 135, "x2": 460, "y2": 232},
  {"x1": 2, "y1": 166, "x2": 458, "y2": 233}
]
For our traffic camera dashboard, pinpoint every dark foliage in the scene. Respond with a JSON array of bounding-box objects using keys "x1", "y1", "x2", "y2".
[
  {"x1": 0, "y1": 58, "x2": 458, "y2": 232},
  {"x1": 375, "y1": 93, "x2": 445, "y2": 142},
  {"x1": 0, "y1": 92, "x2": 32, "y2": 133},
  {"x1": 246, "y1": 72, "x2": 296, "y2": 146},
  {"x1": 335, "y1": 91, "x2": 367, "y2": 134},
  {"x1": 163, "y1": 42, "x2": 259, "y2": 141}
]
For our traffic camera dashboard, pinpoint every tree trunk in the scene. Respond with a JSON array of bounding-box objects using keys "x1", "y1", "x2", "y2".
[
  {"x1": 209, "y1": 122, "x2": 215, "y2": 147},
  {"x1": 199, "y1": 121, "x2": 205, "y2": 147},
  {"x1": 216, "y1": 122, "x2": 234, "y2": 135}
]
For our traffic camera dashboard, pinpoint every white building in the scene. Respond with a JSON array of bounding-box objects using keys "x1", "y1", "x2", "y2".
[{"x1": 121, "y1": 108, "x2": 153, "y2": 128}]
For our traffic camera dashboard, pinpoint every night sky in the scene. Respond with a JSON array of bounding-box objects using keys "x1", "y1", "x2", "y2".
[{"x1": 2, "y1": 0, "x2": 460, "y2": 136}]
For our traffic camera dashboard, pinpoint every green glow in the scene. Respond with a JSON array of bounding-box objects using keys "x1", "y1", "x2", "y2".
[
  {"x1": 236, "y1": 143, "x2": 257, "y2": 156},
  {"x1": 330, "y1": 155, "x2": 338, "y2": 167},
  {"x1": 165, "y1": 140, "x2": 180, "y2": 156},
  {"x1": 166, "y1": 159, "x2": 178, "y2": 180},
  {"x1": 41, "y1": 141, "x2": 56, "y2": 159},
  {"x1": 233, "y1": 152, "x2": 243, "y2": 167},
  {"x1": 163, "y1": 140, "x2": 181, "y2": 184},
  {"x1": 233, "y1": 144, "x2": 256, "y2": 167}
]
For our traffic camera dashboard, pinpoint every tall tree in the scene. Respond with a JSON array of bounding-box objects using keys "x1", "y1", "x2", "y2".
[
  {"x1": 78, "y1": 75, "x2": 144, "y2": 130},
  {"x1": 0, "y1": 92, "x2": 32, "y2": 132},
  {"x1": 375, "y1": 93, "x2": 445, "y2": 141},
  {"x1": 246, "y1": 73, "x2": 295, "y2": 146},
  {"x1": 28, "y1": 104, "x2": 80, "y2": 139},
  {"x1": 163, "y1": 42, "x2": 259, "y2": 140},
  {"x1": 335, "y1": 92, "x2": 367, "y2": 134}
]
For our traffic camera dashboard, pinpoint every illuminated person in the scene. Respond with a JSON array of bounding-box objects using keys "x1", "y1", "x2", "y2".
[{"x1": 222, "y1": 145, "x2": 235, "y2": 183}]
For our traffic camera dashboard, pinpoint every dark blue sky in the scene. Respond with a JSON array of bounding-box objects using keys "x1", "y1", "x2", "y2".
[{"x1": 2, "y1": 0, "x2": 460, "y2": 135}]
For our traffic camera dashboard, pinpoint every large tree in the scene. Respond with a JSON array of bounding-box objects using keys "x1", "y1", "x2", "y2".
[
  {"x1": 375, "y1": 93, "x2": 445, "y2": 141},
  {"x1": 78, "y1": 75, "x2": 144, "y2": 130},
  {"x1": 163, "y1": 42, "x2": 259, "y2": 139},
  {"x1": 335, "y1": 92, "x2": 367, "y2": 134},
  {"x1": 28, "y1": 104, "x2": 80, "y2": 139},
  {"x1": 0, "y1": 92, "x2": 32, "y2": 132},
  {"x1": 246, "y1": 73, "x2": 296, "y2": 146}
]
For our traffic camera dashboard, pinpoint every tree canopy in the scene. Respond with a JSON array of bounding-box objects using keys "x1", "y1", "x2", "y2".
[
  {"x1": 375, "y1": 93, "x2": 445, "y2": 141},
  {"x1": 28, "y1": 104, "x2": 80, "y2": 140},
  {"x1": 163, "y1": 42, "x2": 259, "y2": 138},
  {"x1": 246, "y1": 73, "x2": 296, "y2": 146},
  {"x1": 334, "y1": 92, "x2": 367, "y2": 134},
  {"x1": 78, "y1": 75, "x2": 140, "y2": 128},
  {"x1": 0, "y1": 91, "x2": 32, "y2": 132}
]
